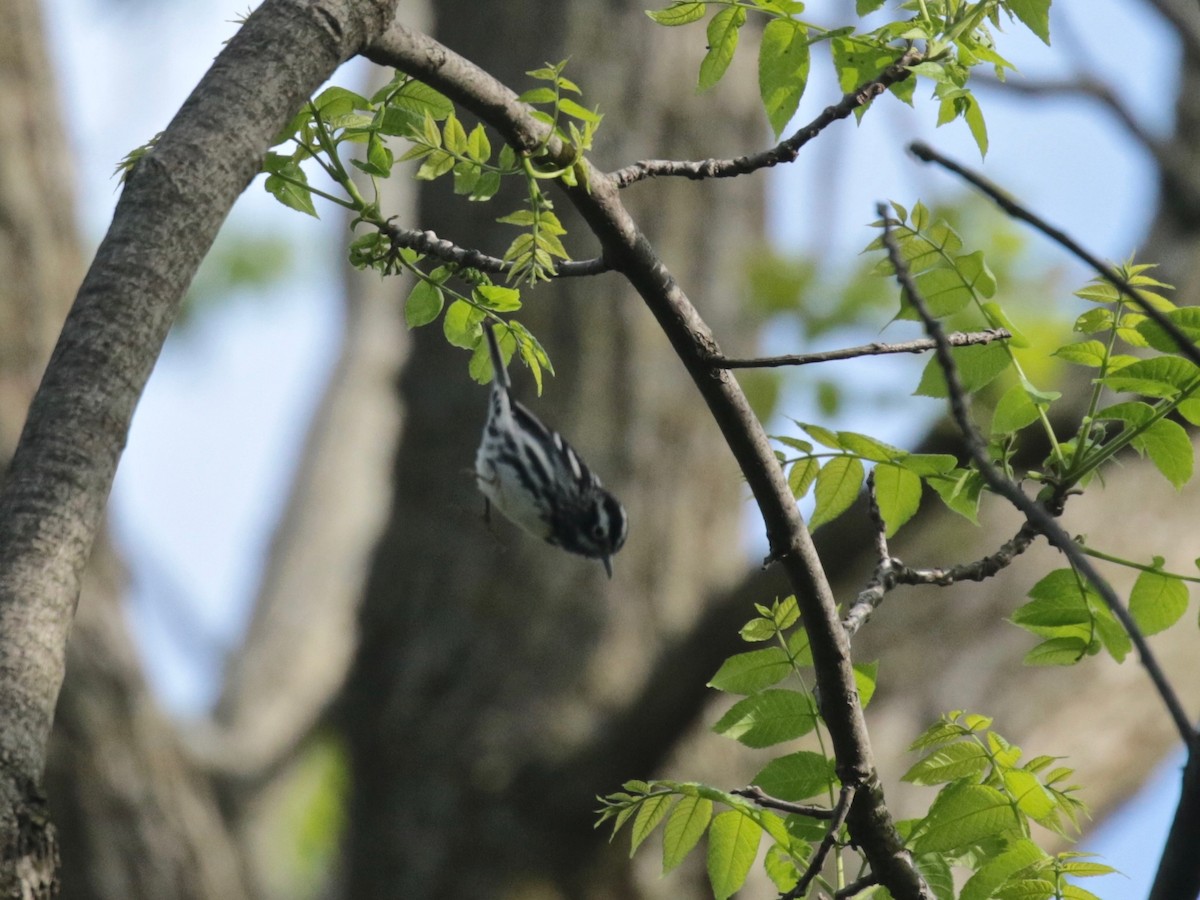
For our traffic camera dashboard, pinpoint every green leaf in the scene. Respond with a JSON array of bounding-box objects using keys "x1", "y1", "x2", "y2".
[
  {"x1": 442, "y1": 299, "x2": 484, "y2": 348},
  {"x1": 752, "y1": 751, "x2": 835, "y2": 802},
  {"x1": 929, "y1": 467, "x2": 983, "y2": 522},
  {"x1": 809, "y1": 456, "x2": 865, "y2": 530},
  {"x1": 763, "y1": 844, "x2": 800, "y2": 893},
  {"x1": 960, "y1": 839, "x2": 1048, "y2": 900},
  {"x1": 1136, "y1": 307, "x2": 1200, "y2": 354},
  {"x1": 474, "y1": 284, "x2": 523, "y2": 312},
  {"x1": 900, "y1": 453, "x2": 958, "y2": 476},
  {"x1": 1053, "y1": 340, "x2": 1108, "y2": 368},
  {"x1": 903, "y1": 742, "x2": 990, "y2": 786},
  {"x1": 262, "y1": 160, "x2": 319, "y2": 218},
  {"x1": 855, "y1": 660, "x2": 879, "y2": 708},
  {"x1": 1129, "y1": 569, "x2": 1189, "y2": 635},
  {"x1": 698, "y1": 6, "x2": 746, "y2": 92},
  {"x1": 838, "y1": 431, "x2": 903, "y2": 462},
  {"x1": 1007, "y1": 0, "x2": 1052, "y2": 45},
  {"x1": 662, "y1": 795, "x2": 713, "y2": 873},
  {"x1": 798, "y1": 421, "x2": 842, "y2": 449},
  {"x1": 963, "y1": 93, "x2": 989, "y2": 157},
  {"x1": 856, "y1": 0, "x2": 887, "y2": 12},
  {"x1": 1024, "y1": 636, "x2": 1090, "y2": 666},
  {"x1": 404, "y1": 280, "x2": 444, "y2": 328},
  {"x1": 708, "y1": 647, "x2": 792, "y2": 694},
  {"x1": 706, "y1": 811, "x2": 761, "y2": 900},
  {"x1": 646, "y1": 1, "x2": 706, "y2": 25},
  {"x1": 390, "y1": 80, "x2": 454, "y2": 120},
  {"x1": 788, "y1": 457, "x2": 819, "y2": 499},
  {"x1": 711, "y1": 689, "x2": 818, "y2": 748},
  {"x1": 630, "y1": 793, "x2": 676, "y2": 855},
  {"x1": 992, "y1": 382, "x2": 1042, "y2": 436},
  {"x1": 913, "y1": 783, "x2": 1021, "y2": 853},
  {"x1": 759, "y1": 19, "x2": 810, "y2": 138},
  {"x1": 1133, "y1": 417, "x2": 1194, "y2": 488},
  {"x1": 416, "y1": 149, "x2": 456, "y2": 180},
  {"x1": 874, "y1": 463, "x2": 922, "y2": 536},
  {"x1": 915, "y1": 342, "x2": 1011, "y2": 398},
  {"x1": 830, "y1": 36, "x2": 895, "y2": 93},
  {"x1": 1003, "y1": 769, "x2": 1056, "y2": 820},
  {"x1": 1074, "y1": 308, "x2": 1114, "y2": 333},
  {"x1": 1102, "y1": 357, "x2": 1200, "y2": 398},
  {"x1": 1093, "y1": 400, "x2": 1155, "y2": 429},
  {"x1": 995, "y1": 878, "x2": 1058, "y2": 899}
]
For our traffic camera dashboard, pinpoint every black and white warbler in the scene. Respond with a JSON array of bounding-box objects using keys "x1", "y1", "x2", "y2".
[{"x1": 475, "y1": 323, "x2": 628, "y2": 577}]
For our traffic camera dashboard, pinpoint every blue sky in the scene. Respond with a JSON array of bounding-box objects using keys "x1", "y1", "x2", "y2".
[{"x1": 41, "y1": 0, "x2": 1188, "y2": 894}]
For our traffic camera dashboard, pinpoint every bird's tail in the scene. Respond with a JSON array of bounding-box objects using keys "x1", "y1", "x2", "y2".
[{"x1": 483, "y1": 322, "x2": 511, "y2": 389}]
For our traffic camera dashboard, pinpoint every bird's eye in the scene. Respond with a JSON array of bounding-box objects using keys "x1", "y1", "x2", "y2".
[{"x1": 592, "y1": 524, "x2": 605, "y2": 540}]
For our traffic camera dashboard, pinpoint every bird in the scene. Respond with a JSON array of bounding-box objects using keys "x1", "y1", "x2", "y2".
[{"x1": 475, "y1": 322, "x2": 628, "y2": 577}]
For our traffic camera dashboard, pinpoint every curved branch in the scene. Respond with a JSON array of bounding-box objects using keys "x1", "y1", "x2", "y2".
[{"x1": 365, "y1": 23, "x2": 931, "y2": 899}]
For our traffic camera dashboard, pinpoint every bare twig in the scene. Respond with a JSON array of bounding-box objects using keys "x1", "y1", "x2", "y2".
[
  {"x1": 609, "y1": 49, "x2": 922, "y2": 188},
  {"x1": 732, "y1": 785, "x2": 835, "y2": 820},
  {"x1": 713, "y1": 329, "x2": 1010, "y2": 369},
  {"x1": 878, "y1": 204, "x2": 1195, "y2": 745},
  {"x1": 909, "y1": 142, "x2": 1200, "y2": 371},
  {"x1": 379, "y1": 220, "x2": 609, "y2": 276},
  {"x1": 784, "y1": 785, "x2": 856, "y2": 900}
]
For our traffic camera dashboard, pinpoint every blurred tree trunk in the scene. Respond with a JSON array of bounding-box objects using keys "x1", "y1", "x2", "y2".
[
  {"x1": 339, "y1": 2, "x2": 762, "y2": 897},
  {"x1": 2, "y1": 1, "x2": 252, "y2": 898}
]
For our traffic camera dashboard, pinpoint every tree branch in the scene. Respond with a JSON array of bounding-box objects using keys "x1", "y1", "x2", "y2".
[
  {"x1": 365, "y1": 23, "x2": 931, "y2": 900},
  {"x1": 878, "y1": 203, "x2": 1195, "y2": 745},
  {"x1": 909, "y1": 141, "x2": 1200, "y2": 371},
  {"x1": 607, "y1": 48, "x2": 922, "y2": 187},
  {"x1": 713, "y1": 329, "x2": 1010, "y2": 369}
]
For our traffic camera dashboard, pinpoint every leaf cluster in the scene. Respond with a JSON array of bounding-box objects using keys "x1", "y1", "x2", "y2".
[
  {"x1": 645, "y1": 0, "x2": 1052, "y2": 154},
  {"x1": 898, "y1": 711, "x2": 1113, "y2": 900}
]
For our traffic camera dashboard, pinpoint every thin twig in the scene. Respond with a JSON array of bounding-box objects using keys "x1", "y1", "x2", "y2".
[
  {"x1": 713, "y1": 329, "x2": 1010, "y2": 369},
  {"x1": 908, "y1": 142, "x2": 1200, "y2": 371},
  {"x1": 609, "y1": 49, "x2": 922, "y2": 188},
  {"x1": 784, "y1": 785, "x2": 857, "y2": 900},
  {"x1": 379, "y1": 221, "x2": 609, "y2": 277},
  {"x1": 878, "y1": 204, "x2": 1196, "y2": 745},
  {"x1": 732, "y1": 785, "x2": 835, "y2": 820}
]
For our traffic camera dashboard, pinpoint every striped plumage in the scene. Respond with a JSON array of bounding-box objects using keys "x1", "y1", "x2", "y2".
[{"x1": 475, "y1": 323, "x2": 628, "y2": 577}]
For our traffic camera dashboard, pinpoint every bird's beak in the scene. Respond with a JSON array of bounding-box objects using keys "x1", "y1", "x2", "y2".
[{"x1": 602, "y1": 555, "x2": 613, "y2": 579}]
